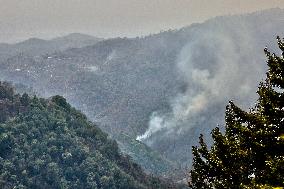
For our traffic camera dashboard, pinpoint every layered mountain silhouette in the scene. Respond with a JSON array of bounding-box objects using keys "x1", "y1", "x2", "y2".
[{"x1": 0, "y1": 33, "x2": 102, "y2": 59}]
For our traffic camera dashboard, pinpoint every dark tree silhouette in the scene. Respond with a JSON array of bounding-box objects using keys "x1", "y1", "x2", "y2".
[{"x1": 189, "y1": 37, "x2": 284, "y2": 188}]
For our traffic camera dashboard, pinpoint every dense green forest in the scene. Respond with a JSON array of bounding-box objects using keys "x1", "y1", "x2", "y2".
[
  {"x1": 189, "y1": 38, "x2": 284, "y2": 188},
  {"x1": 0, "y1": 81, "x2": 179, "y2": 189}
]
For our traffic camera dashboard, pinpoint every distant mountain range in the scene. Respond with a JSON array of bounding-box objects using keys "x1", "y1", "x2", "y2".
[
  {"x1": 0, "y1": 8, "x2": 283, "y2": 179},
  {"x1": 0, "y1": 33, "x2": 102, "y2": 59}
]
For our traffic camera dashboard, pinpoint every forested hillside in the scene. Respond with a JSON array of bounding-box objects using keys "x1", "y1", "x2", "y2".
[{"x1": 0, "y1": 81, "x2": 179, "y2": 189}]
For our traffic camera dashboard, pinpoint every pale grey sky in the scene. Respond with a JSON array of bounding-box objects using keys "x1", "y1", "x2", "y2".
[{"x1": 0, "y1": 0, "x2": 284, "y2": 43}]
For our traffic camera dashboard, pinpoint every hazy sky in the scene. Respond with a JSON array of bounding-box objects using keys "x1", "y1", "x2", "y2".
[{"x1": 0, "y1": 0, "x2": 284, "y2": 43}]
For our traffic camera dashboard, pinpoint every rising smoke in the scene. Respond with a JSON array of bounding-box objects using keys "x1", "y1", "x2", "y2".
[{"x1": 137, "y1": 26, "x2": 267, "y2": 146}]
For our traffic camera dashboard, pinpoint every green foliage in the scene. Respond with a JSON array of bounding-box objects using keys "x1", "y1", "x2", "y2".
[
  {"x1": 189, "y1": 37, "x2": 284, "y2": 188},
  {"x1": 0, "y1": 83, "x2": 175, "y2": 189}
]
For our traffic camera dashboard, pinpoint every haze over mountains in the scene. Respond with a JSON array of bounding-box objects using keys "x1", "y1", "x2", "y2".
[
  {"x1": 1, "y1": 8, "x2": 284, "y2": 178},
  {"x1": 0, "y1": 33, "x2": 102, "y2": 59}
]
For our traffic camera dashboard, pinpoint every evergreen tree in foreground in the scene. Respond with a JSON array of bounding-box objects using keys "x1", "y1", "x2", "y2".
[{"x1": 189, "y1": 37, "x2": 284, "y2": 189}]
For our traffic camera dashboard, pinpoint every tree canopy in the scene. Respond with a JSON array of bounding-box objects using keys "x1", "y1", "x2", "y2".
[
  {"x1": 189, "y1": 37, "x2": 284, "y2": 188},
  {"x1": 0, "y1": 81, "x2": 177, "y2": 189}
]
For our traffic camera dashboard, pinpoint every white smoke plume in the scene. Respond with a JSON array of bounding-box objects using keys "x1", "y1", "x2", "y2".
[{"x1": 137, "y1": 28, "x2": 267, "y2": 142}]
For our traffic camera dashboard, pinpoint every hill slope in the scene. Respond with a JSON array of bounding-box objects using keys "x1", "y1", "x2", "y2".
[{"x1": 0, "y1": 81, "x2": 178, "y2": 189}]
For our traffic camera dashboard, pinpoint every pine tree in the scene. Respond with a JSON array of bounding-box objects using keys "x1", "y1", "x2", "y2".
[{"x1": 189, "y1": 37, "x2": 284, "y2": 188}]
